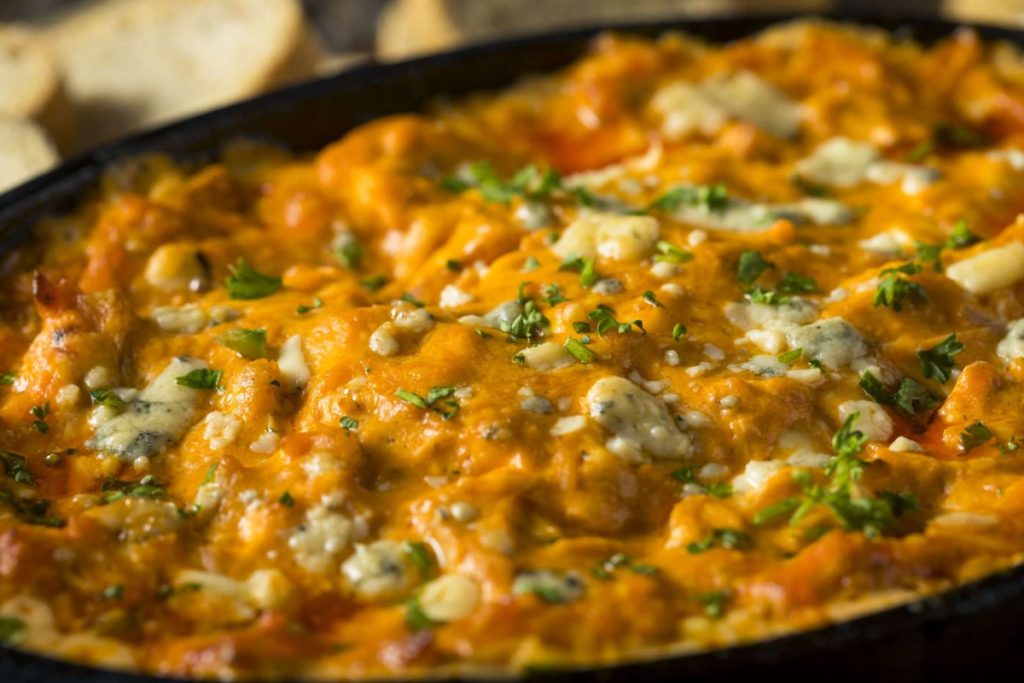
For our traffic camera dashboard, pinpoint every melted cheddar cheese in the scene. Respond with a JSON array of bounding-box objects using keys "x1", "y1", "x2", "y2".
[{"x1": 6, "y1": 20, "x2": 1024, "y2": 678}]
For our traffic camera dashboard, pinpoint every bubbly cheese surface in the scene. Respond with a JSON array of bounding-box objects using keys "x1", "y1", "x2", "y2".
[{"x1": 6, "y1": 20, "x2": 1024, "y2": 678}]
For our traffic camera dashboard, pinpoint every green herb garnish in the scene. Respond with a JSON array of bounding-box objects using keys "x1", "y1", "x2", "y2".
[{"x1": 226, "y1": 259, "x2": 282, "y2": 300}]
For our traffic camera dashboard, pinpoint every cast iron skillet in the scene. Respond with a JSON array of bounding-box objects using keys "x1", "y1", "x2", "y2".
[{"x1": 2, "y1": 10, "x2": 1023, "y2": 682}]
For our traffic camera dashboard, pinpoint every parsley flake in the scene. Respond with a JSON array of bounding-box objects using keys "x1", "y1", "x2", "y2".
[{"x1": 225, "y1": 259, "x2": 282, "y2": 300}]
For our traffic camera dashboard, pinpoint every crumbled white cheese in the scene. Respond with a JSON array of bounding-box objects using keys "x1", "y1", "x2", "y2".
[
  {"x1": 838, "y1": 400, "x2": 893, "y2": 442},
  {"x1": 87, "y1": 357, "x2": 208, "y2": 461},
  {"x1": 245, "y1": 569, "x2": 293, "y2": 611},
  {"x1": 664, "y1": 349, "x2": 680, "y2": 366},
  {"x1": 515, "y1": 201, "x2": 552, "y2": 229},
  {"x1": 947, "y1": 242, "x2": 1024, "y2": 295},
  {"x1": 391, "y1": 302, "x2": 433, "y2": 333},
  {"x1": 449, "y1": 502, "x2": 479, "y2": 522},
  {"x1": 55, "y1": 384, "x2": 80, "y2": 408},
  {"x1": 551, "y1": 415, "x2": 587, "y2": 436},
  {"x1": 342, "y1": 540, "x2": 414, "y2": 600},
  {"x1": 592, "y1": 278, "x2": 624, "y2": 295},
  {"x1": 699, "y1": 71, "x2": 801, "y2": 139},
  {"x1": 439, "y1": 284, "x2": 474, "y2": 309},
  {"x1": 419, "y1": 573, "x2": 481, "y2": 622},
  {"x1": 288, "y1": 505, "x2": 359, "y2": 573},
  {"x1": 703, "y1": 344, "x2": 725, "y2": 361},
  {"x1": 687, "y1": 229, "x2": 708, "y2": 247},
  {"x1": 586, "y1": 376, "x2": 693, "y2": 461},
  {"x1": 552, "y1": 212, "x2": 660, "y2": 262},
  {"x1": 249, "y1": 431, "x2": 280, "y2": 454},
  {"x1": 932, "y1": 512, "x2": 999, "y2": 527},
  {"x1": 369, "y1": 323, "x2": 400, "y2": 356},
  {"x1": 650, "y1": 261, "x2": 678, "y2": 279},
  {"x1": 796, "y1": 136, "x2": 939, "y2": 193},
  {"x1": 685, "y1": 362, "x2": 713, "y2": 377},
  {"x1": 795, "y1": 137, "x2": 878, "y2": 187},
  {"x1": 889, "y1": 436, "x2": 924, "y2": 453},
  {"x1": 651, "y1": 81, "x2": 731, "y2": 139},
  {"x1": 865, "y1": 161, "x2": 940, "y2": 195},
  {"x1": 786, "y1": 317, "x2": 868, "y2": 369},
  {"x1": 202, "y1": 411, "x2": 241, "y2": 450},
  {"x1": 858, "y1": 229, "x2": 913, "y2": 257},
  {"x1": 83, "y1": 366, "x2": 114, "y2": 390},
  {"x1": 987, "y1": 147, "x2": 1024, "y2": 171},
  {"x1": 144, "y1": 244, "x2": 205, "y2": 293},
  {"x1": 151, "y1": 304, "x2": 207, "y2": 334},
  {"x1": 731, "y1": 460, "x2": 785, "y2": 494},
  {"x1": 725, "y1": 297, "x2": 818, "y2": 331},
  {"x1": 730, "y1": 354, "x2": 787, "y2": 377},
  {"x1": 278, "y1": 335, "x2": 310, "y2": 389},
  {"x1": 519, "y1": 342, "x2": 575, "y2": 370},
  {"x1": 997, "y1": 318, "x2": 1024, "y2": 364}
]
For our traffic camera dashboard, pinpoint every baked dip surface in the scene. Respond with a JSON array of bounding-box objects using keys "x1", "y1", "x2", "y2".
[{"x1": 5, "y1": 19, "x2": 1024, "y2": 678}]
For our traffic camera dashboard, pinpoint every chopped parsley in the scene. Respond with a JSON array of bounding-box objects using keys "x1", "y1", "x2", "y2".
[
  {"x1": 441, "y1": 161, "x2": 562, "y2": 203},
  {"x1": 946, "y1": 219, "x2": 981, "y2": 249},
  {"x1": 296, "y1": 297, "x2": 323, "y2": 314},
  {"x1": 917, "y1": 333, "x2": 964, "y2": 383},
  {"x1": 737, "y1": 250, "x2": 773, "y2": 286},
  {"x1": 0, "y1": 450, "x2": 33, "y2": 485},
  {"x1": 101, "y1": 475, "x2": 165, "y2": 503},
  {"x1": 360, "y1": 275, "x2": 388, "y2": 292},
  {"x1": 696, "y1": 591, "x2": 730, "y2": 619},
  {"x1": 754, "y1": 414, "x2": 914, "y2": 538},
  {"x1": 89, "y1": 388, "x2": 125, "y2": 410},
  {"x1": 777, "y1": 348, "x2": 803, "y2": 364},
  {"x1": 559, "y1": 255, "x2": 599, "y2": 287},
  {"x1": 101, "y1": 584, "x2": 124, "y2": 600},
  {"x1": 744, "y1": 285, "x2": 791, "y2": 306},
  {"x1": 334, "y1": 239, "x2": 362, "y2": 270},
  {"x1": 523, "y1": 256, "x2": 540, "y2": 272},
  {"x1": 30, "y1": 403, "x2": 49, "y2": 433},
  {"x1": 0, "y1": 490, "x2": 64, "y2": 527},
  {"x1": 564, "y1": 338, "x2": 595, "y2": 364},
  {"x1": 400, "y1": 292, "x2": 425, "y2": 308},
  {"x1": 501, "y1": 298, "x2": 549, "y2": 341},
  {"x1": 654, "y1": 240, "x2": 693, "y2": 264},
  {"x1": 0, "y1": 373, "x2": 14, "y2": 386},
  {"x1": 686, "y1": 528, "x2": 751, "y2": 554},
  {"x1": 396, "y1": 385, "x2": 460, "y2": 421},
  {"x1": 859, "y1": 371, "x2": 938, "y2": 419},
  {"x1": 218, "y1": 328, "x2": 268, "y2": 359},
  {"x1": 225, "y1": 258, "x2": 282, "y2": 300},
  {"x1": 642, "y1": 290, "x2": 664, "y2": 308},
  {"x1": 778, "y1": 271, "x2": 817, "y2": 294},
  {"x1": 176, "y1": 368, "x2": 222, "y2": 390},
  {"x1": 672, "y1": 323, "x2": 687, "y2": 341},
  {"x1": 915, "y1": 241, "x2": 944, "y2": 272},
  {"x1": 542, "y1": 283, "x2": 567, "y2": 306},
  {"x1": 340, "y1": 416, "x2": 358, "y2": 432},
  {"x1": 404, "y1": 541, "x2": 435, "y2": 574},
  {"x1": 591, "y1": 553, "x2": 657, "y2": 580},
  {"x1": 671, "y1": 466, "x2": 732, "y2": 498},
  {"x1": 873, "y1": 262, "x2": 927, "y2": 311},
  {"x1": 278, "y1": 491, "x2": 295, "y2": 507},
  {"x1": 587, "y1": 304, "x2": 645, "y2": 336},
  {"x1": 648, "y1": 183, "x2": 729, "y2": 213},
  {"x1": 404, "y1": 596, "x2": 435, "y2": 631},
  {"x1": 961, "y1": 421, "x2": 995, "y2": 453}
]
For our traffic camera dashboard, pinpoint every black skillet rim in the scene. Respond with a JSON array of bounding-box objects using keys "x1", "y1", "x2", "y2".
[{"x1": 2, "y1": 9, "x2": 1024, "y2": 682}]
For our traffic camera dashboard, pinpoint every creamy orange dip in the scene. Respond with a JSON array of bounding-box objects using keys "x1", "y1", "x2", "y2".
[{"x1": 5, "y1": 19, "x2": 1024, "y2": 678}]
